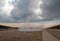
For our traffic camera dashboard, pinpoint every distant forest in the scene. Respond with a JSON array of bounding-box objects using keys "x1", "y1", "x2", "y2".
[
  {"x1": 0, "y1": 25, "x2": 18, "y2": 31},
  {"x1": 47, "y1": 25, "x2": 60, "y2": 29}
]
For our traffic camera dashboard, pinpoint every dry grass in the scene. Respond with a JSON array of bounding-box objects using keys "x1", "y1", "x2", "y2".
[{"x1": 0, "y1": 31, "x2": 42, "y2": 41}]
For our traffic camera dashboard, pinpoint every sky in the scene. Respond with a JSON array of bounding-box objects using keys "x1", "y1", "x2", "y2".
[{"x1": 0, "y1": 0, "x2": 60, "y2": 23}]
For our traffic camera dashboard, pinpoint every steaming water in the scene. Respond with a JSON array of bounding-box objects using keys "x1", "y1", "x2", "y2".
[{"x1": 18, "y1": 27, "x2": 43, "y2": 31}]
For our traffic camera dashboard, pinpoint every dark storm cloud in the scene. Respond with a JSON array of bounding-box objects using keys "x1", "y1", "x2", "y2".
[
  {"x1": 0, "y1": 0, "x2": 60, "y2": 22},
  {"x1": 41, "y1": 0, "x2": 60, "y2": 21},
  {"x1": 11, "y1": 0, "x2": 43, "y2": 22},
  {"x1": 11, "y1": 0, "x2": 60, "y2": 22},
  {"x1": 0, "y1": 13, "x2": 14, "y2": 23}
]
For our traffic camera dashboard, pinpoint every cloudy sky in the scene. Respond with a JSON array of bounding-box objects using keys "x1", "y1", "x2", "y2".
[{"x1": 0, "y1": 0, "x2": 60, "y2": 23}]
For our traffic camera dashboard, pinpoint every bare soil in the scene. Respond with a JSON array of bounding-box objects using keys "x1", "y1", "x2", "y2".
[{"x1": 0, "y1": 31, "x2": 42, "y2": 41}]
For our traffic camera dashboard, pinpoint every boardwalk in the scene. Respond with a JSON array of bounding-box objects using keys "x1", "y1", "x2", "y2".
[
  {"x1": 43, "y1": 31, "x2": 59, "y2": 41},
  {"x1": 46, "y1": 29, "x2": 60, "y2": 40}
]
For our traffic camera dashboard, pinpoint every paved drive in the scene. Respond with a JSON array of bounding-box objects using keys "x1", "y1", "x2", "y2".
[
  {"x1": 46, "y1": 29, "x2": 60, "y2": 40},
  {"x1": 43, "y1": 31, "x2": 59, "y2": 41}
]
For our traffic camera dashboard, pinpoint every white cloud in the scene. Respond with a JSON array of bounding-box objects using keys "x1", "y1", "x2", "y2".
[
  {"x1": 0, "y1": 0, "x2": 60, "y2": 23},
  {"x1": 10, "y1": 0, "x2": 44, "y2": 22}
]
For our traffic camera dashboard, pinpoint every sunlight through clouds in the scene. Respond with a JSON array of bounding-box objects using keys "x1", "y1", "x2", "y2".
[
  {"x1": 0, "y1": 0, "x2": 60, "y2": 23},
  {"x1": 2, "y1": 0, "x2": 14, "y2": 16},
  {"x1": 32, "y1": 0, "x2": 43, "y2": 19},
  {"x1": 0, "y1": 0, "x2": 15, "y2": 16}
]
